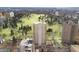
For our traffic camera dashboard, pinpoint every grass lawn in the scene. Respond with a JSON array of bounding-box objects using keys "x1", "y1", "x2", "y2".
[
  {"x1": 0, "y1": 14, "x2": 62, "y2": 46},
  {"x1": 0, "y1": 14, "x2": 43, "y2": 40}
]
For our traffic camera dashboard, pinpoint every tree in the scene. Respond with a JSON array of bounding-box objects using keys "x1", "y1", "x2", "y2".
[
  {"x1": 12, "y1": 36, "x2": 17, "y2": 46},
  {"x1": 10, "y1": 30, "x2": 14, "y2": 36}
]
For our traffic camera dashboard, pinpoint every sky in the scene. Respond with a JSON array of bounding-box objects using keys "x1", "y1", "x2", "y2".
[{"x1": 0, "y1": 0, "x2": 79, "y2": 7}]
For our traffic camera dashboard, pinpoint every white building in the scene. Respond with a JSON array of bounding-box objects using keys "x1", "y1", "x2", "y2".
[{"x1": 19, "y1": 38, "x2": 32, "y2": 52}]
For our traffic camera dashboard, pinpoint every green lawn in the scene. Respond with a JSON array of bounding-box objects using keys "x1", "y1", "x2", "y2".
[
  {"x1": 0, "y1": 14, "x2": 62, "y2": 46},
  {"x1": 0, "y1": 14, "x2": 43, "y2": 41}
]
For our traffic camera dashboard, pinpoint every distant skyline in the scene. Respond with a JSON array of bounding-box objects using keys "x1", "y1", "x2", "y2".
[{"x1": 0, "y1": 7, "x2": 79, "y2": 12}]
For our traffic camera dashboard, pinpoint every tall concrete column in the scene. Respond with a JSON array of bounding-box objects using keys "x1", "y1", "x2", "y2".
[
  {"x1": 62, "y1": 22, "x2": 74, "y2": 45},
  {"x1": 32, "y1": 22, "x2": 47, "y2": 52}
]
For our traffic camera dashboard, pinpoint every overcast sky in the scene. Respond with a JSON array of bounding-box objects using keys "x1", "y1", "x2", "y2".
[{"x1": 0, "y1": 0, "x2": 79, "y2": 7}]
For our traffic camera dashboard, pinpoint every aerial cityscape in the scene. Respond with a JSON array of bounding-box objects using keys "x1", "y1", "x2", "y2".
[{"x1": 0, "y1": 7, "x2": 79, "y2": 52}]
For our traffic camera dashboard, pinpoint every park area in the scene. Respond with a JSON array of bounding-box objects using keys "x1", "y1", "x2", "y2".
[{"x1": 0, "y1": 13, "x2": 62, "y2": 51}]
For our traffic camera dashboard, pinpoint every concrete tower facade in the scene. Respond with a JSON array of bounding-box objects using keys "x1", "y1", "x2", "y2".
[
  {"x1": 33, "y1": 22, "x2": 47, "y2": 52},
  {"x1": 62, "y1": 22, "x2": 74, "y2": 45}
]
